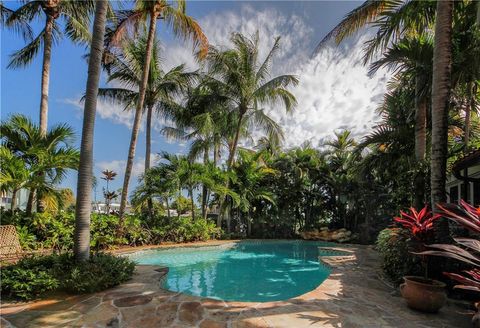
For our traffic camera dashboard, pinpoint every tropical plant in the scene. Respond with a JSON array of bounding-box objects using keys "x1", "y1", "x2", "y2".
[
  {"x1": 394, "y1": 206, "x2": 441, "y2": 240},
  {"x1": 74, "y1": 0, "x2": 109, "y2": 262},
  {"x1": 106, "y1": 0, "x2": 208, "y2": 218},
  {"x1": 0, "y1": 114, "x2": 79, "y2": 215},
  {"x1": 6, "y1": 0, "x2": 95, "y2": 135},
  {"x1": 430, "y1": 0, "x2": 454, "y2": 242},
  {"x1": 100, "y1": 169, "x2": 118, "y2": 214},
  {"x1": 419, "y1": 201, "x2": 480, "y2": 293}
]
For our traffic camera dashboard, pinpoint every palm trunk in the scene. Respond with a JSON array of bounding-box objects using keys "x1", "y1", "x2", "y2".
[
  {"x1": 414, "y1": 73, "x2": 427, "y2": 208},
  {"x1": 10, "y1": 189, "x2": 18, "y2": 211},
  {"x1": 73, "y1": 0, "x2": 108, "y2": 262},
  {"x1": 26, "y1": 188, "x2": 35, "y2": 216},
  {"x1": 119, "y1": 11, "x2": 157, "y2": 218},
  {"x1": 39, "y1": 14, "x2": 54, "y2": 136},
  {"x1": 190, "y1": 188, "x2": 195, "y2": 220},
  {"x1": 145, "y1": 104, "x2": 154, "y2": 217},
  {"x1": 464, "y1": 82, "x2": 475, "y2": 150},
  {"x1": 431, "y1": 0, "x2": 453, "y2": 242},
  {"x1": 201, "y1": 148, "x2": 208, "y2": 219},
  {"x1": 166, "y1": 197, "x2": 171, "y2": 220}
]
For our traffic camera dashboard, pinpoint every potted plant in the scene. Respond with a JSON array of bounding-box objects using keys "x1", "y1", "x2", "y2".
[
  {"x1": 393, "y1": 206, "x2": 446, "y2": 312},
  {"x1": 418, "y1": 200, "x2": 480, "y2": 326}
]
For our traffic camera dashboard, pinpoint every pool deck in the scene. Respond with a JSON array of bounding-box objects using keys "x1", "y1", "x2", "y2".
[{"x1": 0, "y1": 241, "x2": 473, "y2": 328}]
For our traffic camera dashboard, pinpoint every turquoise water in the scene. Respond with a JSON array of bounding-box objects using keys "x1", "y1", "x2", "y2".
[{"x1": 129, "y1": 240, "x2": 333, "y2": 302}]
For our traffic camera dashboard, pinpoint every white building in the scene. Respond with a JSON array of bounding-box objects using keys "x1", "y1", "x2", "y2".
[{"x1": 446, "y1": 148, "x2": 480, "y2": 205}]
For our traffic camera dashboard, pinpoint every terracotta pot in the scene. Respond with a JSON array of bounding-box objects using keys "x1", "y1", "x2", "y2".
[
  {"x1": 473, "y1": 302, "x2": 480, "y2": 328},
  {"x1": 400, "y1": 276, "x2": 446, "y2": 313}
]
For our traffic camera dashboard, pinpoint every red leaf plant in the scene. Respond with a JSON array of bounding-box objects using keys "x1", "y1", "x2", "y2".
[
  {"x1": 394, "y1": 206, "x2": 441, "y2": 241},
  {"x1": 418, "y1": 200, "x2": 480, "y2": 321}
]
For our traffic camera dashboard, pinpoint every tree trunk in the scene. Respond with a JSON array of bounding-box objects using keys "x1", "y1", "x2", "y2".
[
  {"x1": 190, "y1": 188, "x2": 195, "y2": 220},
  {"x1": 201, "y1": 148, "x2": 208, "y2": 219},
  {"x1": 431, "y1": 0, "x2": 453, "y2": 242},
  {"x1": 73, "y1": 0, "x2": 108, "y2": 262},
  {"x1": 26, "y1": 188, "x2": 35, "y2": 216},
  {"x1": 145, "y1": 104, "x2": 154, "y2": 217},
  {"x1": 39, "y1": 14, "x2": 54, "y2": 136},
  {"x1": 414, "y1": 73, "x2": 427, "y2": 208},
  {"x1": 119, "y1": 11, "x2": 157, "y2": 218},
  {"x1": 166, "y1": 197, "x2": 171, "y2": 220},
  {"x1": 464, "y1": 82, "x2": 475, "y2": 150},
  {"x1": 10, "y1": 189, "x2": 18, "y2": 211}
]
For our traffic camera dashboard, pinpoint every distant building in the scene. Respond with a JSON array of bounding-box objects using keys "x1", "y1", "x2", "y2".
[
  {"x1": 0, "y1": 189, "x2": 30, "y2": 210},
  {"x1": 446, "y1": 148, "x2": 480, "y2": 205}
]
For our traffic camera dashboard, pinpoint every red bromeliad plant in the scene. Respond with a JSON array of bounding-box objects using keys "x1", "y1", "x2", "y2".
[
  {"x1": 419, "y1": 200, "x2": 480, "y2": 295},
  {"x1": 394, "y1": 206, "x2": 441, "y2": 241},
  {"x1": 393, "y1": 206, "x2": 441, "y2": 279}
]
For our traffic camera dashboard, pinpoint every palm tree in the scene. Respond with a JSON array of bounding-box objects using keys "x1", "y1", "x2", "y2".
[
  {"x1": 107, "y1": 0, "x2": 208, "y2": 218},
  {"x1": 0, "y1": 114, "x2": 79, "y2": 215},
  {"x1": 99, "y1": 35, "x2": 195, "y2": 173},
  {"x1": 99, "y1": 34, "x2": 195, "y2": 215},
  {"x1": 206, "y1": 32, "x2": 298, "y2": 170},
  {"x1": 370, "y1": 35, "x2": 433, "y2": 207},
  {"x1": 0, "y1": 146, "x2": 30, "y2": 210},
  {"x1": 315, "y1": 0, "x2": 436, "y2": 63},
  {"x1": 74, "y1": 0, "x2": 109, "y2": 262},
  {"x1": 431, "y1": 0, "x2": 454, "y2": 242},
  {"x1": 7, "y1": 0, "x2": 95, "y2": 135}
]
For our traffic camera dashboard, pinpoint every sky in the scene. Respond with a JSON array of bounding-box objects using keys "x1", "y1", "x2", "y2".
[{"x1": 0, "y1": 0, "x2": 390, "y2": 196}]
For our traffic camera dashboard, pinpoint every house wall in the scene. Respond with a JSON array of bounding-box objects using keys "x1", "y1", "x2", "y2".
[{"x1": 446, "y1": 163, "x2": 480, "y2": 205}]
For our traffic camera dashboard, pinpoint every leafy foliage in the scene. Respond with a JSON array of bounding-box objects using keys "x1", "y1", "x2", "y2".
[
  {"x1": 0, "y1": 253, "x2": 135, "y2": 300},
  {"x1": 376, "y1": 227, "x2": 421, "y2": 285}
]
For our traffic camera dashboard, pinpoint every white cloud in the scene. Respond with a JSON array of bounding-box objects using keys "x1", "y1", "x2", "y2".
[
  {"x1": 62, "y1": 96, "x2": 136, "y2": 129},
  {"x1": 273, "y1": 35, "x2": 390, "y2": 148}
]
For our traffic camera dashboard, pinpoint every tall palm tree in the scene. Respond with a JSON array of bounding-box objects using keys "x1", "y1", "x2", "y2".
[
  {"x1": 431, "y1": 0, "x2": 454, "y2": 242},
  {"x1": 370, "y1": 35, "x2": 433, "y2": 207},
  {"x1": 206, "y1": 32, "x2": 298, "y2": 170},
  {"x1": 205, "y1": 32, "x2": 297, "y2": 228},
  {"x1": 74, "y1": 0, "x2": 109, "y2": 261},
  {"x1": 0, "y1": 114, "x2": 79, "y2": 215},
  {"x1": 107, "y1": 0, "x2": 208, "y2": 218},
  {"x1": 7, "y1": 0, "x2": 94, "y2": 135},
  {"x1": 99, "y1": 35, "x2": 195, "y2": 174}
]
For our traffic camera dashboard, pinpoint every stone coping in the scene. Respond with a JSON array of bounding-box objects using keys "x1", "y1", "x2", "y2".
[{"x1": 0, "y1": 242, "x2": 471, "y2": 327}]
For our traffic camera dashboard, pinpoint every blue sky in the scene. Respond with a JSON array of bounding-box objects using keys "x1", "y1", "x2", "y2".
[{"x1": 1, "y1": 1, "x2": 389, "y2": 196}]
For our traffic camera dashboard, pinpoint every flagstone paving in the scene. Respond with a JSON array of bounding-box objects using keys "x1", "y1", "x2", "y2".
[{"x1": 0, "y1": 243, "x2": 473, "y2": 328}]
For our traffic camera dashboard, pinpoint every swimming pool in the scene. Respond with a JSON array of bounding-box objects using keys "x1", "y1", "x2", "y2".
[{"x1": 129, "y1": 240, "x2": 334, "y2": 302}]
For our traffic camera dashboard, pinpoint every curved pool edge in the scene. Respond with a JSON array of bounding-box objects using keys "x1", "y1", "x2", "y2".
[{"x1": 120, "y1": 242, "x2": 357, "y2": 305}]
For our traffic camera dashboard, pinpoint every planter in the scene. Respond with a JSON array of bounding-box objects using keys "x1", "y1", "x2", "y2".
[{"x1": 400, "y1": 276, "x2": 446, "y2": 313}]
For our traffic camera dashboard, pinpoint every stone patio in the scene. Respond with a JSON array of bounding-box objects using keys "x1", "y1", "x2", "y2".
[{"x1": 0, "y1": 243, "x2": 473, "y2": 328}]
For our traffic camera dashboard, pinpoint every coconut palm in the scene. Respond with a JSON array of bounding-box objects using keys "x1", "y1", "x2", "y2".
[
  {"x1": 369, "y1": 35, "x2": 433, "y2": 207},
  {"x1": 73, "y1": 0, "x2": 109, "y2": 261},
  {"x1": 0, "y1": 114, "x2": 79, "y2": 215},
  {"x1": 431, "y1": 0, "x2": 454, "y2": 242},
  {"x1": 99, "y1": 34, "x2": 195, "y2": 215},
  {"x1": 99, "y1": 35, "x2": 195, "y2": 173},
  {"x1": 107, "y1": 0, "x2": 208, "y2": 218},
  {"x1": 6, "y1": 0, "x2": 95, "y2": 135},
  {"x1": 206, "y1": 32, "x2": 298, "y2": 170},
  {"x1": 315, "y1": 0, "x2": 436, "y2": 63}
]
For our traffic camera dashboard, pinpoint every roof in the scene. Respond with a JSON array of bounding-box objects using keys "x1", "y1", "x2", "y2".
[{"x1": 452, "y1": 148, "x2": 480, "y2": 172}]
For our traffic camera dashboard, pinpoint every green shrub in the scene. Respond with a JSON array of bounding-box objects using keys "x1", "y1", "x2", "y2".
[
  {"x1": 54, "y1": 253, "x2": 136, "y2": 294},
  {"x1": 376, "y1": 227, "x2": 421, "y2": 285},
  {"x1": 0, "y1": 256, "x2": 59, "y2": 300},
  {"x1": 0, "y1": 253, "x2": 135, "y2": 300}
]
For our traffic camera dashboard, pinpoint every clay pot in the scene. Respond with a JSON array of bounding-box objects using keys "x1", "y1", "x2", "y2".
[{"x1": 400, "y1": 276, "x2": 446, "y2": 313}]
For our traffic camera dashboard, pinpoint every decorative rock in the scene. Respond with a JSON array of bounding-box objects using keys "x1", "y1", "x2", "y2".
[
  {"x1": 300, "y1": 228, "x2": 353, "y2": 242},
  {"x1": 178, "y1": 301, "x2": 204, "y2": 325}
]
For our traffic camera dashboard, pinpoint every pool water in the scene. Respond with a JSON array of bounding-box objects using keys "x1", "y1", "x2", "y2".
[{"x1": 129, "y1": 240, "x2": 333, "y2": 302}]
